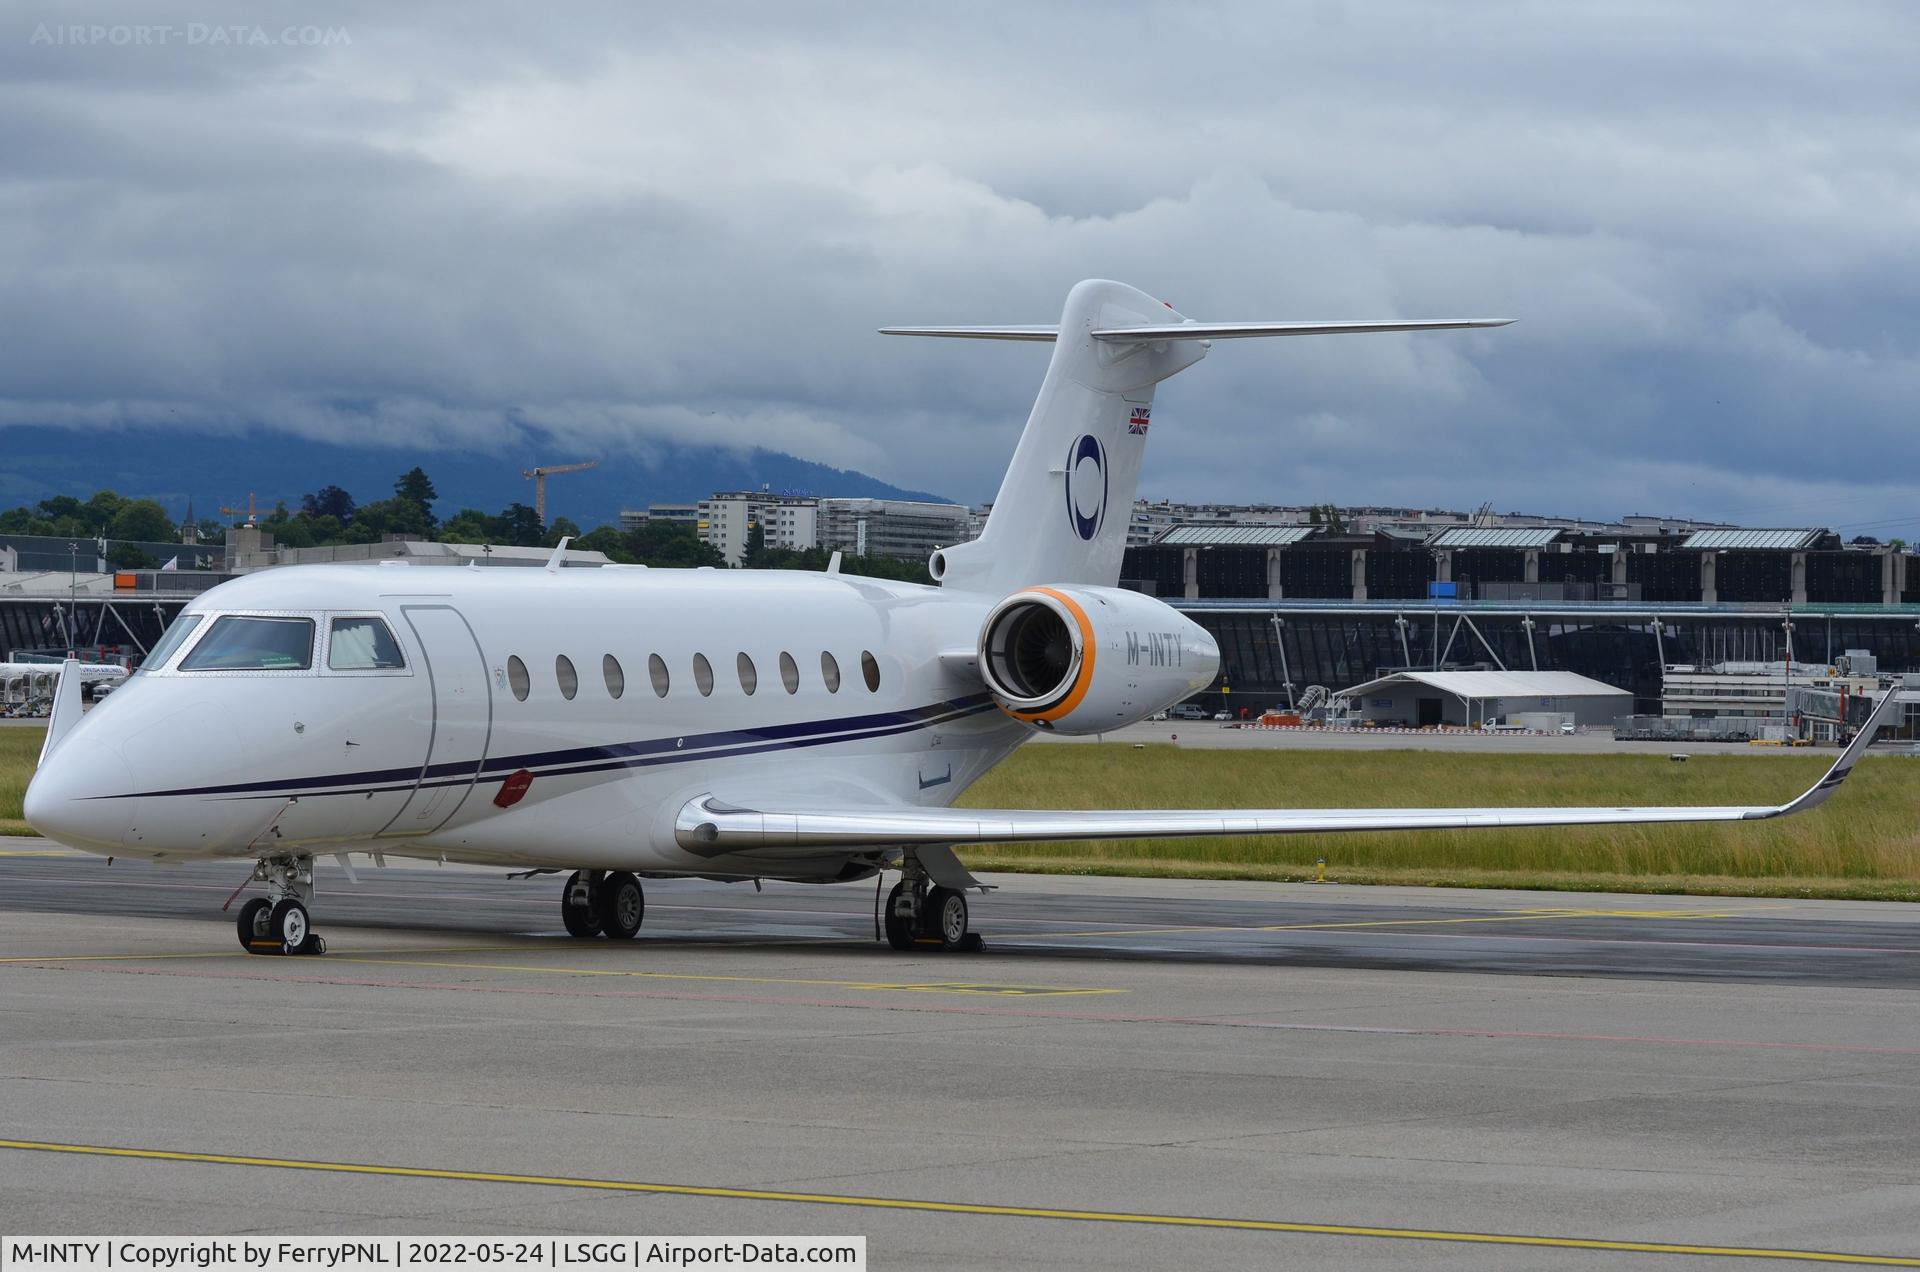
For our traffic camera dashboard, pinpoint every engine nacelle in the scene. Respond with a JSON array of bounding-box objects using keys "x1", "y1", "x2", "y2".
[{"x1": 977, "y1": 585, "x2": 1220, "y2": 734}]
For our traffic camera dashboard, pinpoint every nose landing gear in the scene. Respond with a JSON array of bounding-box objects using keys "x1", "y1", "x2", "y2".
[{"x1": 234, "y1": 854, "x2": 326, "y2": 955}]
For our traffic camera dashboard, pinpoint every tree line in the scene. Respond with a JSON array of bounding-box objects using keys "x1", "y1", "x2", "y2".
[{"x1": 0, "y1": 467, "x2": 931, "y2": 581}]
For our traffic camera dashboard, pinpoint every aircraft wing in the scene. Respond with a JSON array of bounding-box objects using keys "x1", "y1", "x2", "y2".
[{"x1": 676, "y1": 692, "x2": 1898, "y2": 854}]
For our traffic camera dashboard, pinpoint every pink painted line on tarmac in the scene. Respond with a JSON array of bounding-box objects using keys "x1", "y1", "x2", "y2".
[{"x1": 17, "y1": 958, "x2": 1920, "y2": 1057}]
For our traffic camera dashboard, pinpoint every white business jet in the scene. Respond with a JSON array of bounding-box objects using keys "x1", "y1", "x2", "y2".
[{"x1": 23, "y1": 280, "x2": 1897, "y2": 956}]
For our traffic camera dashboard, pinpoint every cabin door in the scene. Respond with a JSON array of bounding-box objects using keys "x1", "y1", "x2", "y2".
[{"x1": 380, "y1": 605, "x2": 493, "y2": 836}]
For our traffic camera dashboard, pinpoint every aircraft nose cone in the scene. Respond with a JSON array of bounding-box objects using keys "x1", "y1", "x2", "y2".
[{"x1": 24, "y1": 740, "x2": 136, "y2": 853}]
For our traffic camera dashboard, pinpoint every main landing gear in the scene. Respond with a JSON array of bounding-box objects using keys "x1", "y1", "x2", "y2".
[
  {"x1": 883, "y1": 851, "x2": 985, "y2": 953},
  {"x1": 559, "y1": 869, "x2": 645, "y2": 940},
  {"x1": 235, "y1": 853, "x2": 326, "y2": 956}
]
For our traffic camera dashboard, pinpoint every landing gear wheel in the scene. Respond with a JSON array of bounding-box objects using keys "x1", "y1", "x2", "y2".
[
  {"x1": 883, "y1": 882, "x2": 914, "y2": 951},
  {"x1": 560, "y1": 870, "x2": 600, "y2": 938},
  {"x1": 268, "y1": 899, "x2": 310, "y2": 955},
  {"x1": 597, "y1": 872, "x2": 645, "y2": 940},
  {"x1": 236, "y1": 898, "x2": 273, "y2": 953},
  {"x1": 926, "y1": 886, "x2": 969, "y2": 952}
]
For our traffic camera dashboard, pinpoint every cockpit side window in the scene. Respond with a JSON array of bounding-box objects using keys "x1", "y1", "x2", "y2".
[
  {"x1": 178, "y1": 616, "x2": 315, "y2": 671},
  {"x1": 138, "y1": 613, "x2": 204, "y2": 672},
  {"x1": 327, "y1": 616, "x2": 407, "y2": 670}
]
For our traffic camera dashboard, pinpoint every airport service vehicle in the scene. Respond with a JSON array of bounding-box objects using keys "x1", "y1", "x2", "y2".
[{"x1": 23, "y1": 280, "x2": 1901, "y2": 955}]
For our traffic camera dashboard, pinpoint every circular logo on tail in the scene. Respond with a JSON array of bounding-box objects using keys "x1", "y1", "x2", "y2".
[{"x1": 1065, "y1": 434, "x2": 1107, "y2": 542}]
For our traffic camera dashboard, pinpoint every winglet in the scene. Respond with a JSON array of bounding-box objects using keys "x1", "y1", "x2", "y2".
[
  {"x1": 38, "y1": 659, "x2": 86, "y2": 765},
  {"x1": 544, "y1": 536, "x2": 572, "y2": 573},
  {"x1": 1759, "y1": 690, "x2": 1903, "y2": 819}
]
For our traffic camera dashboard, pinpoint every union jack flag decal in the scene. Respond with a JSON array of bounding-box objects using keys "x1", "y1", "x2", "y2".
[{"x1": 1128, "y1": 406, "x2": 1151, "y2": 435}]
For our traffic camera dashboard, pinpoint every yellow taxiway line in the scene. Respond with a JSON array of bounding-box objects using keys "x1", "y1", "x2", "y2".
[
  {"x1": 0, "y1": 1138, "x2": 1912, "y2": 1266},
  {"x1": 0, "y1": 945, "x2": 1121, "y2": 997},
  {"x1": 327, "y1": 954, "x2": 1122, "y2": 997}
]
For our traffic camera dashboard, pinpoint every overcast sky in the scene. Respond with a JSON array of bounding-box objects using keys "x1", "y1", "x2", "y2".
[{"x1": 4, "y1": 2, "x2": 1917, "y2": 529}]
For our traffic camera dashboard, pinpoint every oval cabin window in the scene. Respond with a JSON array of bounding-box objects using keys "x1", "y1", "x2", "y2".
[
  {"x1": 603, "y1": 654, "x2": 625, "y2": 699},
  {"x1": 507, "y1": 655, "x2": 530, "y2": 702},
  {"x1": 779, "y1": 651, "x2": 799, "y2": 694},
  {"x1": 861, "y1": 650, "x2": 881, "y2": 693},
  {"x1": 556, "y1": 655, "x2": 578, "y2": 701},
  {"x1": 820, "y1": 651, "x2": 841, "y2": 693},
  {"x1": 649, "y1": 653, "x2": 670, "y2": 698},
  {"x1": 693, "y1": 653, "x2": 714, "y2": 697}
]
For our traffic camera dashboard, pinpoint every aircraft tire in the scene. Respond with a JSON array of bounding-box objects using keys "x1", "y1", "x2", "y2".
[
  {"x1": 883, "y1": 882, "x2": 914, "y2": 950},
  {"x1": 269, "y1": 899, "x2": 309, "y2": 954},
  {"x1": 926, "y1": 886, "x2": 969, "y2": 951},
  {"x1": 236, "y1": 898, "x2": 274, "y2": 953},
  {"x1": 598, "y1": 872, "x2": 644, "y2": 940},
  {"x1": 560, "y1": 871, "x2": 600, "y2": 938}
]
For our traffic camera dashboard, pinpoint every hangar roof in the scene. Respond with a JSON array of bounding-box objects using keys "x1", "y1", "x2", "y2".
[
  {"x1": 1337, "y1": 669, "x2": 1631, "y2": 700},
  {"x1": 1157, "y1": 525, "x2": 1317, "y2": 546},
  {"x1": 1679, "y1": 528, "x2": 1824, "y2": 551},
  {"x1": 1428, "y1": 527, "x2": 1563, "y2": 549}
]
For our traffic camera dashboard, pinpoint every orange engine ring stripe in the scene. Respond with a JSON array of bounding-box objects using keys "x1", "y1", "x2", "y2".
[{"x1": 1007, "y1": 588, "x2": 1096, "y2": 723}]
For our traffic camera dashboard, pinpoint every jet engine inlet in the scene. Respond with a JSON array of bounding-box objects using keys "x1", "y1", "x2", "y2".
[{"x1": 980, "y1": 593, "x2": 1083, "y2": 711}]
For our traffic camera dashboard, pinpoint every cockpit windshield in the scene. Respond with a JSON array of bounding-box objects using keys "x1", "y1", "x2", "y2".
[
  {"x1": 137, "y1": 613, "x2": 204, "y2": 673},
  {"x1": 178, "y1": 615, "x2": 315, "y2": 671}
]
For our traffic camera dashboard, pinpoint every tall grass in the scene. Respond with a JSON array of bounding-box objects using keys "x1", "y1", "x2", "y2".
[
  {"x1": 957, "y1": 744, "x2": 1920, "y2": 885},
  {"x1": 0, "y1": 727, "x2": 44, "y2": 834}
]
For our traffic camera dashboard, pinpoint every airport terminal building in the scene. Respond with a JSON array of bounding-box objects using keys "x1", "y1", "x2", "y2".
[{"x1": 1121, "y1": 523, "x2": 1920, "y2": 715}]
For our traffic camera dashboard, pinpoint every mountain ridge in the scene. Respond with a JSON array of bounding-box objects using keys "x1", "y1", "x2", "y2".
[{"x1": 0, "y1": 426, "x2": 953, "y2": 527}]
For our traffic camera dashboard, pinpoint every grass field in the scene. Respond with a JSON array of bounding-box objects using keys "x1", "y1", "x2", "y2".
[
  {"x1": 0, "y1": 728, "x2": 41, "y2": 836},
  {"x1": 6, "y1": 726, "x2": 1918, "y2": 897}
]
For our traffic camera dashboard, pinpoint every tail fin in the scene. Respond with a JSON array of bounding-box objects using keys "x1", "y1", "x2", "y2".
[{"x1": 891, "y1": 279, "x2": 1510, "y2": 594}]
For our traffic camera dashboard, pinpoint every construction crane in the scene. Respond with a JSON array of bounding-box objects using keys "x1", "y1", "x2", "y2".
[
  {"x1": 522, "y1": 461, "x2": 597, "y2": 526},
  {"x1": 219, "y1": 494, "x2": 263, "y2": 527}
]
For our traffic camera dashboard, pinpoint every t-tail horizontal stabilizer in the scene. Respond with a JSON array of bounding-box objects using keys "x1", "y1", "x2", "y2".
[
  {"x1": 879, "y1": 319, "x2": 1514, "y2": 342},
  {"x1": 676, "y1": 692, "x2": 1901, "y2": 852}
]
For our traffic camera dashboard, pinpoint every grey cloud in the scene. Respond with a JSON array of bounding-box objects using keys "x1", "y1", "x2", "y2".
[{"x1": 0, "y1": 0, "x2": 1916, "y2": 527}]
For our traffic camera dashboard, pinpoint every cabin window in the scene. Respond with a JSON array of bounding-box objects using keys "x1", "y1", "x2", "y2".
[
  {"x1": 139, "y1": 613, "x2": 203, "y2": 672},
  {"x1": 556, "y1": 655, "x2": 578, "y2": 700},
  {"x1": 648, "y1": 653, "x2": 670, "y2": 698},
  {"x1": 328, "y1": 616, "x2": 406, "y2": 670},
  {"x1": 861, "y1": 650, "x2": 881, "y2": 692},
  {"x1": 820, "y1": 651, "x2": 841, "y2": 693},
  {"x1": 603, "y1": 654, "x2": 625, "y2": 699},
  {"x1": 779, "y1": 651, "x2": 799, "y2": 694},
  {"x1": 737, "y1": 652, "x2": 757, "y2": 695},
  {"x1": 507, "y1": 655, "x2": 530, "y2": 701},
  {"x1": 178, "y1": 616, "x2": 314, "y2": 671},
  {"x1": 692, "y1": 652, "x2": 714, "y2": 697}
]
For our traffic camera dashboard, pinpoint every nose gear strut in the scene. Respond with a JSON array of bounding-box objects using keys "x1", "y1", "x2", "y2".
[{"x1": 232, "y1": 853, "x2": 325, "y2": 955}]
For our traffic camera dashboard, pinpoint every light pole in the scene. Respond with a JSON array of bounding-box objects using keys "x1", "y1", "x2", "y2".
[
  {"x1": 1268, "y1": 612, "x2": 1295, "y2": 710},
  {"x1": 67, "y1": 540, "x2": 78, "y2": 658}
]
